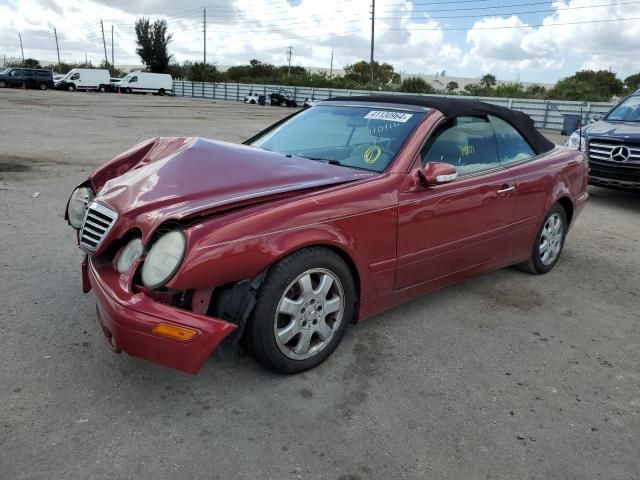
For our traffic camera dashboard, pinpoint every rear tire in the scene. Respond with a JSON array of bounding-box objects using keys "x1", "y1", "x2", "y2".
[
  {"x1": 98, "y1": 85, "x2": 106, "y2": 92},
  {"x1": 0, "y1": 80, "x2": 6, "y2": 88},
  {"x1": 158, "y1": 88, "x2": 165, "y2": 96},
  {"x1": 516, "y1": 203, "x2": 567, "y2": 274},
  {"x1": 246, "y1": 247, "x2": 356, "y2": 374},
  {"x1": 39, "y1": 82, "x2": 48, "y2": 90}
]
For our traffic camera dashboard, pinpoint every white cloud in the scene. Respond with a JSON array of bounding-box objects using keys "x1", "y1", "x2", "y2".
[
  {"x1": 0, "y1": 0, "x2": 638, "y2": 82},
  {"x1": 462, "y1": 0, "x2": 640, "y2": 81}
]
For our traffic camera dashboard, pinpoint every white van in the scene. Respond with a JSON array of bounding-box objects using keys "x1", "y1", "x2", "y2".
[
  {"x1": 115, "y1": 72, "x2": 173, "y2": 96},
  {"x1": 56, "y1": 69, "x2": 111, "y2": 92}
]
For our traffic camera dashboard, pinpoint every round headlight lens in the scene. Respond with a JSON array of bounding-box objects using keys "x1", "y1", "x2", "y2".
[
  {"x1": 67, "y1": 186, "x2": 94, "y2": 228},
  {"x1": 141, "y1": 230, "x2": 186, "y2": 289},
  {"x1": 566, "y1": 131, "x2": 586, "y2": 151},
  {"x1": 116, "y1": 238, "x2": 144, "y2": 274}
]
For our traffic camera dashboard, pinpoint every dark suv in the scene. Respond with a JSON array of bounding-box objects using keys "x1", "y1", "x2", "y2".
[
  {"x1": 0, "y1": 68, "x2": 54, "y2": 90},
  {"x1": 567, "y1": 93, "x2": 640, "y2": 189}
]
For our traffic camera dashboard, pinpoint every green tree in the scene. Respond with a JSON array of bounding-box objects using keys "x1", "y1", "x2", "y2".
[
  {"x1": 445, "y1": 81, "x2": 459, "y2": 94},
  {"x1": 99, "y1": 60, "x2": 125, "y2": 78},
  {"x1": 344, "y1": 60, "x2": 400, "y2": 86},
  {"x1": 548, "y1": 70, "x2": 624, "y2": 101},
  {"x1": 135, "y1": 18, "x2": 173, "y2": 73},
  {"x1": 22, "y1": 58, "x2": 42, "y2": 68},
  {"x1": 494, "y1": 82, "x2": 526, "y2": 98},
  {"x1": 624, "y1": 73, "x2": 640, "y2": 92},
  {"x1": 480, "y1": 73, "x2": 497, "y2": 89},
  {"x1": 399, "y1": 76, "x2": 435, "y2": 94},
  {"x1": 187, "y1": 62, "x2": 222, "y2": 82},
  {"x1": 524, "y1": 84, "x2": 547, "y2": 99}
]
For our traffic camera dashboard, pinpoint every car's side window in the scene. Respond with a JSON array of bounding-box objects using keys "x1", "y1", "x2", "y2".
[
  {"x1": 70, "y1": 73, "x2": 79, "y2": 80},
  {"x1": 129, "y1": 76, "x2": 138, "y2": 83},
  {"x1": 10, "y1": 69, "x2": 18, "y2": 76},
  {"x1": 421, "y1": 116, "x2": 501, "y2": 176},
  {"x1": 489, "y1": 115, "x2": 535, "y2": 165}
]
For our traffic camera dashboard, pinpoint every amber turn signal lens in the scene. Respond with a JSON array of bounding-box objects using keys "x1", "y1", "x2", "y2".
[{"x1": 152, "y1": 323, "x2": 198, "y2": 341}]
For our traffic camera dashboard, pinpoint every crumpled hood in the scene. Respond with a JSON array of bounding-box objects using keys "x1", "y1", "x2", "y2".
[
  {"x1": 584, "y1": 119, "x2": 640, "y2": 140},
  {"x1": 92, "y1": 137, "x2": 376, "y2": 243}
]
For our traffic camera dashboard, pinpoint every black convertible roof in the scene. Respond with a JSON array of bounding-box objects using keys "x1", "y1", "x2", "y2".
[{"x1": 327, "y1": 94, "x2": 555, "y2": 155}]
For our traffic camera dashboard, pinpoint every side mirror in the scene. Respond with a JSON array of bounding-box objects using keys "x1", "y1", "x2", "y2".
[
  {"x1": 590, "y1": 115, "x2": 602, "y2": 124},
  {"x1": 418, "y1": 162, "x2": 457, "y2": 186}
]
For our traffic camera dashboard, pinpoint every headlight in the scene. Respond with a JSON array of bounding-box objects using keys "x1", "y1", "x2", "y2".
[
  {"x1": 116, "y1": 238, "x2": 144, "y2": 274},
  {"x1": 566, "y1": 131, "x2": 586, "y2": 151},
  {"x1": 141, "y1": 230, "x2": 186, "y2": 289},
  {"x1": 67, "y1": 186, "x2": 94, "y2": 228}
]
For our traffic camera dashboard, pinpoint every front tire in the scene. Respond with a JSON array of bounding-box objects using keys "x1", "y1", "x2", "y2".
[
  {"x1": 67, "y1": 84, "x2": 76, "y2": 91},
  {"x1": 516, "y1": 203, "x2": 567, "y2": 274},
  {"x1": 0, "y1": 80, "x2": 6, "y2": 88},
  {"x1": 246, "y1": 247, "x2": 356, "y2": 374}
]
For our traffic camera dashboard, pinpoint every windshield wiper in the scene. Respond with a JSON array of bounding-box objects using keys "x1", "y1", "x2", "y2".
[{"x1": 300, "y1": 156, "x2": 344, "y2": 166}]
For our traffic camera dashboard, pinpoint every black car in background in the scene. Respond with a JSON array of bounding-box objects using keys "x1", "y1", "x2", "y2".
[
  {"x1": 0, "y1": 68, "x2": 54, "y2": 90},
  {"x1": 269, "y1": 88, "x2": 298, "y2": 107},
  {"x1": 567, "y1": 92, "x2": 640, "y2": 190}
]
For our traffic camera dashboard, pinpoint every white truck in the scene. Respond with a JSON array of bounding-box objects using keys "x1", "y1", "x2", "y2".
[
  {"x1": 56, "y1": 69, "x2": 111, "y2": 92},
  {"x1": 114, "y1": 72, "x2": 173, "y2": 96}
]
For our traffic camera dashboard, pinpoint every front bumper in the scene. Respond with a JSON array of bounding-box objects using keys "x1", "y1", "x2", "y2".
[
  {"x1": 589, "y1": 158, "x2": 640, "y2": 189},
  {"x1": 85, "y1": 258, "x2": 236, "y2": 374}
]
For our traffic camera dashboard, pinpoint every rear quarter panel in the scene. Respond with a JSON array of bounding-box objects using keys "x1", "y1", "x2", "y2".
[{"x1": 507, "y1": 146, "x2": 588, "y2": 261}]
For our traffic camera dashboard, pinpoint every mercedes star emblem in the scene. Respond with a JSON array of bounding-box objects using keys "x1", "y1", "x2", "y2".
[{"x1": 610, "y1": 145, "x2": 630, "y2": 162}]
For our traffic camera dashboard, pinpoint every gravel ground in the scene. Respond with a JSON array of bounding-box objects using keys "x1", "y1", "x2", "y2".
[{"x1": 1, "y1": 89, "x2": 639, "y2": 480}]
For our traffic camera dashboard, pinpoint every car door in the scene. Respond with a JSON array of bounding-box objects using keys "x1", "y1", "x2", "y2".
[
  {"x1": 488, "y1": 115, "x2": 551, "y2": 261},
  {"x1": 9, "y1": 69, "x2": 22, "y2": 87},
  {"x1": 395, "y1": 115, "x2": 517, "y2": 289}
]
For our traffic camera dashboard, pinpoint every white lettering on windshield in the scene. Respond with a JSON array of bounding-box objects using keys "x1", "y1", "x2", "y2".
[{"x1": 364, "y1": 111, "x2": 414, "y2": 123}]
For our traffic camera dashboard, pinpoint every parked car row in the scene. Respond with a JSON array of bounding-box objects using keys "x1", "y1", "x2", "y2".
[{"x1": 0, "y1": 67, "x2": 173, "y2": 96}]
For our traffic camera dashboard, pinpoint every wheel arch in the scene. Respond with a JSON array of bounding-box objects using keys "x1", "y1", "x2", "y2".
[{"x1": 556, "y1": 196, "x2": 574, "y2": 226}]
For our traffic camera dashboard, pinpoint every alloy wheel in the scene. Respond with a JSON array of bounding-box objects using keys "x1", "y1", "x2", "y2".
[
  {"x1": 273, "y1": 268, "x2": 345, "y2": 360},
  {"x1": 539, "y1": 213, "x2": 564, "y2": 266}
]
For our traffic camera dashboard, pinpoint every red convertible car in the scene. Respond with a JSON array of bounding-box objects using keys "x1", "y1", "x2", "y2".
[{"x1": 65, "y1": 96, "x2": 589, "y2": 374}]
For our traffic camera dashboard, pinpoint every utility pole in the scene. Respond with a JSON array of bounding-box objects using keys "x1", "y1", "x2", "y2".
[
  {"x1": 286, "y1": 46, "x2": 293, "y2": 76},
  {"x1": 329, "y1": 50, "x2": 334, "y2": 79},
  {"x1": 111, "y1": 25, "x2": 114, "y2": 68},
  {"x1": 53, "y1": 27, "x2": 61, "y2": 69},
  {"x1": 100, "y1": 20, "x2": 108, "y2": 66},
  {"x1": 18, "y1": 33, "x2": 25, "y2": 64},
  {"x1": 370, "y1": 0, "x2": 375, "y2": 84},
  {"x1": 203, "y1": 7, "x2": 207, "y2": 64}
]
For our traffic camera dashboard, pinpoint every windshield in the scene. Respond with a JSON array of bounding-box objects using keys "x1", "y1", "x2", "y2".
[
  {"x1": 607, "y1": 96, "x2": 640, "y2": 122},
  {"x1": 250, "y1": 105, "x2": 426, "y2": 172}
]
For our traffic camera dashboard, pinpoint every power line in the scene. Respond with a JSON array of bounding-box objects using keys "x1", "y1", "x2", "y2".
[
  {"x1": 381, "y1": 0, "x2": 640, "y2": 13},
  {"x1": 377, "y1": 1, "x2": 640, "y2": 20},
  {"x1": 394, "y1": 16, "x2": 640, "y2": 31}
]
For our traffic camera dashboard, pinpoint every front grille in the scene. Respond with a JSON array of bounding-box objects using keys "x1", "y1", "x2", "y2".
[
  {"x1": 80, "y1": 202, "x2": 117, "y2": 251},
  {"x1": 588, "y1": 138, "x2": 640, "y2": 163}
]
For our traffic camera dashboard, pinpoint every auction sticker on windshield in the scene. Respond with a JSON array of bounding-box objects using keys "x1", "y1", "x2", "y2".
[{"x1": 364, "y1": 111, "x2": 414, "y2": 123}]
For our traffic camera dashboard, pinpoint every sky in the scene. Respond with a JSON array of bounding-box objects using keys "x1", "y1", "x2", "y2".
[{"x1": 0, "y1": 0, "x2": 639, "y2": 83}]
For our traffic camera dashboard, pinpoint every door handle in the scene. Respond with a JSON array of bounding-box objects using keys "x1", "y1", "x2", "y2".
[{"x1": 497, "y1": 185, "x2": 516, "y2": 196}]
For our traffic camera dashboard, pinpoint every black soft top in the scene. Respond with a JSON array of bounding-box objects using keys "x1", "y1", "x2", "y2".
[{"x1": 328, "y1": 94, "x2": 555, "y2": 155}]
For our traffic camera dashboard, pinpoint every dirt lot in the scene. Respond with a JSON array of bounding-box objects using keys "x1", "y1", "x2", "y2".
[{"x1": 1, "y1": 89, "x2": 639, "y2": 480}]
